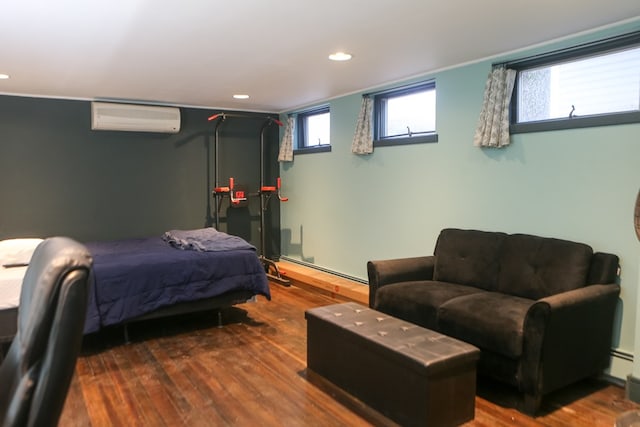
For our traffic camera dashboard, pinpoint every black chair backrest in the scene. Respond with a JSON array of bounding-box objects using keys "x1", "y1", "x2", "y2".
[{"x1": 0, "y1": 237, "x2": 93, "y2": 427}]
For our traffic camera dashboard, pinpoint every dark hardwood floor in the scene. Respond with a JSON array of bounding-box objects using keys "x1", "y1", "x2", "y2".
[{"x1": 59, "y1": 283, "x2": 639, "y2": 426}]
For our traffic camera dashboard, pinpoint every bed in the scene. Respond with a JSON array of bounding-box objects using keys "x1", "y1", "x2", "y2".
[
  {"x1": 0, "y1": 238, "x2": 42, "y2": 343},
  {"x1": 0, "y1": 266, "x2": 25, "y2": 343},
  {"x1": 0, "y1": 229, "x2": 271, "y2": 341}
]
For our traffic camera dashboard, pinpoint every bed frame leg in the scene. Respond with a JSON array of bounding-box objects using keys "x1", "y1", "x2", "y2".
[
  {"x1": 123, "y1": 324, "x2": 130, "y2": 343},
  {"x1": 217, "y1": 310, "x2": 223, "y2": 328}
]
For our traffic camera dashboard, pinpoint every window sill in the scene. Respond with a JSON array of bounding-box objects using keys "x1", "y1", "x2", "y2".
[
  {"x1": 293, "y1": 145, "x2": 331, "y2": 155},
  {"x1": 374, "y1": 133, "x2": 438, "y2": 147}
]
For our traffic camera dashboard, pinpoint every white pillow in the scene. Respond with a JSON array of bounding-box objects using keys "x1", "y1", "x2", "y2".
[{"x1": 0, "y1": 238, "x2": 44, "y2": 267}]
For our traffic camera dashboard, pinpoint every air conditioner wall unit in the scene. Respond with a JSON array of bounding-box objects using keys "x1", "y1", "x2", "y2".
[{"x1": 91, "y1": 102, "x2": 181, "y2": 134}]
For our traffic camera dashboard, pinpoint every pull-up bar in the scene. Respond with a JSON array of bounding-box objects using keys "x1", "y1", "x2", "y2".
[{"x1": 208, "y1": 112, "x2": 283, "y2": 127}]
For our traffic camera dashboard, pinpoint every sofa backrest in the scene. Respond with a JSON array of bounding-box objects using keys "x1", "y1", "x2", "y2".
[
  {"x1": 496, "y1": 233, "x2": 593, "y2": 300},
  {"x1": 433, "y1": 228, "x2": 602, "y2": 300},
  {"x1": 433, "y1": 228, "x2": 507, "y2": 292}
]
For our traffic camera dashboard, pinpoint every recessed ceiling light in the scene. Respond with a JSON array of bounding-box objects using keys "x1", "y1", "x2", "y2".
[
  {"x1": 0, "y1": 74, "x2": 9, "y2": 80},
  {"x1": 233, "y1": 94, "x2": 249, "y2": 99},
  {"x1": 328, "y1": 52, "x2": 352, "y2": 61}
]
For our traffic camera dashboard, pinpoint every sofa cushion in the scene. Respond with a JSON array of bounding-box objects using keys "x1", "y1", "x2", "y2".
[
  {"x1": 433, "y1": 228, "x2": 507, "y2": 292},
  {"x1": 438, "y1": 292, "x2": 536, "y2": 359},
  {"x1": 497, "y1": 234, "x2": 593, "y2": 300},
  {"x1": 374, "y1": 281, "x2": 484, "y2": 330}
]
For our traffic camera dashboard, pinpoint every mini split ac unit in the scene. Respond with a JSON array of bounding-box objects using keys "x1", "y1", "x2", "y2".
[{"x1": 91, "y1": 102, "x2": 181, "y2": 134}]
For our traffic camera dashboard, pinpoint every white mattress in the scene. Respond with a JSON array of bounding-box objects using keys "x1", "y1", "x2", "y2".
[{"x1": 0, "y1": 266, "x2": 27, "y2": 310}]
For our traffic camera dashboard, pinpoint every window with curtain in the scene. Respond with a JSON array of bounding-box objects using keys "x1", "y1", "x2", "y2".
[
  {"x1": 510, "y1": 31, "x2": 640, "y2": 133},
  {"x1": 295, "y1": 105, "x2": 331, "y2": 154},
  {"x1": 373, "y1": 80, "x2": 438, "y2": 147}
]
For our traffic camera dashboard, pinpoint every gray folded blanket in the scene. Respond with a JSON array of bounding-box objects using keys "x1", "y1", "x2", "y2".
[{"x1": 163, "y1": 228, "x2": 256, "y2": 252}]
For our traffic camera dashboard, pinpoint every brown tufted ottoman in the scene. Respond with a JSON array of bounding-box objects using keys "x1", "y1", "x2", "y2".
[{"x1": 305, "y1": 302, "x2": 480, "y2": 427}]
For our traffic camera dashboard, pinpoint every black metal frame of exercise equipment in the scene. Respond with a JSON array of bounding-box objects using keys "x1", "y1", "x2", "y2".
[{"x1": 208, "y1": 112, "x2": 290, "y2": 286}]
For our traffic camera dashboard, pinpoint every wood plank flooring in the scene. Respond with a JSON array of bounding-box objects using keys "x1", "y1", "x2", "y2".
[{"x1": 59, "y1": 283, "x2": 640, "y2": 426}]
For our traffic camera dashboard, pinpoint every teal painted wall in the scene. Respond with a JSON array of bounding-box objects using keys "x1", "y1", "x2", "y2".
[{"x1": 279, "y1": 21, "x2": 640, "y2": 373}]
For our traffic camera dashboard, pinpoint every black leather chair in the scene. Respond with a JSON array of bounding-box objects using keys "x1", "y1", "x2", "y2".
[{"x1": 0, "y1": 237, "x2": 93, "y2": 427}]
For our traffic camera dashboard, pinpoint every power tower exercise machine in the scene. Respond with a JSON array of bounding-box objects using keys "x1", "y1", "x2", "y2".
[{"x1": 208, "y1": 113, "x2": 290, "y2": 285}]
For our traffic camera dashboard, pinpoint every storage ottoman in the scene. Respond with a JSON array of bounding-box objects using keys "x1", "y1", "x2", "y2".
[{"x1": 305, "y1": 302, "x2": 480, "y2": 427}]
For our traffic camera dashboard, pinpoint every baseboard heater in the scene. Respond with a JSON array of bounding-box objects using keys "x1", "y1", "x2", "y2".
[{"x1": 279, "y1": 256, "x2": 368, "y2": 284}]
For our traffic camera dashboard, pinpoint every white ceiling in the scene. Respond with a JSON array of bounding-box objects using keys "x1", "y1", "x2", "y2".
[{"x1": 1, "y1": 1, "x2": 639, "y2": 113}]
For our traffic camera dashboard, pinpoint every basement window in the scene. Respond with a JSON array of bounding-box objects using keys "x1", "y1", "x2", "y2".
[
  {"x1": 295, "y1": 106, "x2": 331, "y2": 154},
  {"x1": 373, "y1": 81, "x2": 437, "y2": 147},
  {"x1": 510, "y1": 31, "x2": 640, "y2": 133}
]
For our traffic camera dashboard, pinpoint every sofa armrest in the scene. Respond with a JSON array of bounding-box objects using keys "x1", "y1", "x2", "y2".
[
  {"x1": 521, "y1": 283, "x2": 620, "y2": 399},
  {"x1": 367, "y1": 256, "x2": 435, "y2": 307}
]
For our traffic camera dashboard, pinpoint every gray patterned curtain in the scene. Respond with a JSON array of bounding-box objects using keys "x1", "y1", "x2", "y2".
[
  {"x1": 278, "y1": 116, "x2": 295, "y2": 162},
  {"x1": 351, "y1": 96, "x2": 374, "y2": 154},
  {"x1": 473, "y1": 66, "x2": 517, "y2": 148}
]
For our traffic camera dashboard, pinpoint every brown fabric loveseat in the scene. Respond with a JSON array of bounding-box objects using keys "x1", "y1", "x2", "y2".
[{"x1": 367, "y1": 228, "x2": 620, "y2": 414}]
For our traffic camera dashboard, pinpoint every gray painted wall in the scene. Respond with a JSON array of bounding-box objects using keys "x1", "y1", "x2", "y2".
[{"x1": 0, "y1": 95, "x2": 281, "y2": 257}]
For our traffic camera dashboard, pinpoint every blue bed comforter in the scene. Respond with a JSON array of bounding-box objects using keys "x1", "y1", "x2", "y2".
[
  {"x1": 83, "y1": 236, "x2": 270, "y2": 334},
  {"x1": 162, "y1": 227, "x2": 255, "y2": 252}
]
